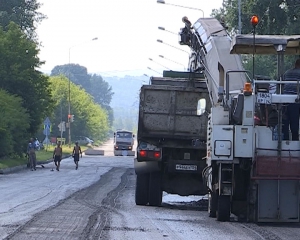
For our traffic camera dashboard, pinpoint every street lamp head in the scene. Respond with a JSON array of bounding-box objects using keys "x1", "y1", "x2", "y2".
[
  {"x1": 159, "y1": 55, "x2": 164, "y2": 58},
  {"x1": 158, "y1": 26, "x2": 165, "y2": 30},
  {"x1": 149, "y1": 58, "x2": 153, "y2": 61},
  {"x1": 157, "y1": 39, "x2": 163, "y2": 43},
  {"x1": 157, "y1": 0, "x2": 165, "y2": 3}
]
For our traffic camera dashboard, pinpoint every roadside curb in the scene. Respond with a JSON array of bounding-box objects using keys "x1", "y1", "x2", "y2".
[
  {"x1": 0, "y1": 165, "x2": 28, "y2": 174},
  {"x1": 0, "y1": 155, "x2": 71, "y2": 175},
  {"x1": 0, "y1": 144, "x2": 107, "y2": 175}
]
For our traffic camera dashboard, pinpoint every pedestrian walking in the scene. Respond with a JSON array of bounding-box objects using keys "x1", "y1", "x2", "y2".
[
  {"x1": 27, "y1": 138, "x2": 37, "y2": 171},
  {"x1": 53, "y1": 141, "x2": 62, "y2": 171},
  {"x1": 72, "y1": 141, "x2": 82, "y2": 170}
]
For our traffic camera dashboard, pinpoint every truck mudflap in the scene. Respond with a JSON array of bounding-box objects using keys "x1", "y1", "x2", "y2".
[
  {"x1": 168, "y1": 160, "x2": 204, "y2": 174},
  {"x1": 134, "y1": 158, "x2": 161, "y2": 174}
]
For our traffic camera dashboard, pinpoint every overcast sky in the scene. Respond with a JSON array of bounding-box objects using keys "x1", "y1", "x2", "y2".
[{"x1": 36, "y1": 0, "x2": 223, "y2": 77}]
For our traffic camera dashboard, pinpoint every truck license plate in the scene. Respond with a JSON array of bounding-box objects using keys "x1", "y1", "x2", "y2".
[{"x1": 175, "y1": 164, "x2": 197, "y2": 171}]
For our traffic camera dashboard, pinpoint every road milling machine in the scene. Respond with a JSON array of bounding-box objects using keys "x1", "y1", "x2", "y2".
[
  {"x1": 179, "y1": 16, "x2": 300, "y2": 222},
  {"x1": 135, "y1": 14, "x2": 300, "y2": 223}
]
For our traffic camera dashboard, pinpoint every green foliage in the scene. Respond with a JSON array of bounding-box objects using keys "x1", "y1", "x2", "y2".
[
  {"x1": 51, "y1": 64, "x2": 91, "y2": 90},
  {"x1": 215, "y1": 0, "x2": 293, "y2": 35},
  {"x1": 0, "y1": 89, "x2": 30, "y2": 157},
  {"x1": 51, "y1": 64, "x2": 114, "y2": 126},
  {"x1": 90, "y1": 74, "x2": 114, "y2": 107},
  {"x1": 211, "y1": 1, "x2": 300, "y2": 78},
  {"x1": 0, "y1": 22, "x2": 54, "y2": 136},
  {"x1": 49, "y1": 76, "x2": 109, "y2": 142},
  {"x1": 0, "y1": 0, "x2": 46, "y2": 40}
]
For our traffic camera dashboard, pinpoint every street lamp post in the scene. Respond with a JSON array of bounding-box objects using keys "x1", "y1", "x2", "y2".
[
  {"x1": 157, "y1": 39, "x2": 190, "y2": 55},
  {"x1": 149, "y1": 58, "x2": 171, "y2": 70},
  {"x1": 159, "y1": 55, "x2": 186, "y2": 71},
  {"x1": 147, "y1": 67, "x2": 162, "y2": 76},
  {"x1": 158, "y1": 26, "x2": 178, "y2": 35},
  {"x1": 157, "y1": 0, "x2": 204, "y2": 18},
  {"x1": 68, "y1": 37, "x2": 98, "y2": 147}
]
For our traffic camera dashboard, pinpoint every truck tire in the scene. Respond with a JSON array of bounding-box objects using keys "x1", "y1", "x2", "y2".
[
  {"x1": 135, "y1": 173, "x2": 150, "y2": 205},
  {"x1": 217, "y1": 195, "x2": 231, "y2": 221},
  {"x1": 148, "y1": 171, "x2": 162, "y2": 206}
]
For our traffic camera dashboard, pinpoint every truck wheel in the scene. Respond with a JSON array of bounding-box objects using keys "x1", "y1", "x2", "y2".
[
  {"x1": 135, "y1": 173, "x2": 150, "y2": 205},
  {"x1": 217, "y1": 195, "x2": 231, "y2": 221},
  {"x1": 148, "y1": 171, "x2": 162, "y2": 206}
]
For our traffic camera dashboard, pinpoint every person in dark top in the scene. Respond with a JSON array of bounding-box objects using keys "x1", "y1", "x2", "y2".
[
  {"x1": 72, "y1": 141, "x2": 82, "y2": 170},
  {"x1": 282, "y1": 59, "x2": 300, "y2": 140},
  {"x1": 27, "y1": 138, "x2": 37, "y2": 171}
]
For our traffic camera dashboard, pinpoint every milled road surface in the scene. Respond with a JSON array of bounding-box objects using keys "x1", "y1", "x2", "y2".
[{"x1": 1, "y1": 140, "x2": 300, "y2": 239}]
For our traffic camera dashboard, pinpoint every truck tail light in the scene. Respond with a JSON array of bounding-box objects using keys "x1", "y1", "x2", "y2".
[
  {"x1": 139, "y1": 150, "x2": 147, "y2": 157},
  {"x1": 154, "y1": 151, "x2": 161, "y2": 158},
  {"x1": 139, "y1": 150, "x2": 161, "y2": 159}
]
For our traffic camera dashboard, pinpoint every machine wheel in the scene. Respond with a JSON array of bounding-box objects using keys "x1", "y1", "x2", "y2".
[
  {"x1": 217, "y1": 195, "x2": 231, "y2": 221},
  {"x1": 135, "y1": 173, "x2": 150, "y2": 205},
  {"x1": 148, "y1": 171, "x2": 162, "y2": 206}
]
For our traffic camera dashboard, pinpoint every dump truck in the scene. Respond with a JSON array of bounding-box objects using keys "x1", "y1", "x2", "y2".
[{"x1": 134, "y1": 71, "x2": 210, "y2": 206}]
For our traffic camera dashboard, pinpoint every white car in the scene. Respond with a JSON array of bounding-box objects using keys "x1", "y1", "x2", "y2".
[{"x1": 75, "y1": 136, "x2": 94, "y2": 145}]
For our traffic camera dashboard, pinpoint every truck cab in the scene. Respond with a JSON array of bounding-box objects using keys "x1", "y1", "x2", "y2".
[{"x1": 113, "y1": 130, "x2": 135, "y2": 156}]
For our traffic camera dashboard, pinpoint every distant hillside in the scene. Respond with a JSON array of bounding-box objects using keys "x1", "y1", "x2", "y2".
[
  {"x1": 103, "y1": 75, "x2": 149, "y2": 131},
  {"x1": 103, "y1": 75, "x2": 144, "y2": 108}
]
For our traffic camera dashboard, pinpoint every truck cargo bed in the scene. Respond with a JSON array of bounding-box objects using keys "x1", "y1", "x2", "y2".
[{"x1": 138, "y1": 83, "x2": 209, "y2": 141}]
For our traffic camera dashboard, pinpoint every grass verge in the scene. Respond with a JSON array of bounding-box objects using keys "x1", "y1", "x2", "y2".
[{"x1": 0, "y1": 144, "x2": 88, "y2": 170}]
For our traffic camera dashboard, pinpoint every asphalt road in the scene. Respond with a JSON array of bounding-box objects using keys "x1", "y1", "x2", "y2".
[{"x1": 1, "y1": 140, "x2": 300, "y2": 240}]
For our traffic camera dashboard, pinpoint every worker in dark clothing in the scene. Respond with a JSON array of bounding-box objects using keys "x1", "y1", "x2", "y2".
[
  {"x1": 282, "y1": 59, "x2": 300, "y2": 140},
  {"x1": 27, "y1": 138, "x2": 37, "y2": 171},
  {"x1": 72, "y1": 141, "x2": 82, "y2": 170}
]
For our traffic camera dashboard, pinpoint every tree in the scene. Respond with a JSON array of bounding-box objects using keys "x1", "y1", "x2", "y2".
[
  {"x1": 49, "y1": 76, "x2": 109, "y2": 142},
  {"x1": 211, "y1": 1, "x2": 300, "y2": 78},
  {"x1": 51, "y1": 64, "x2": 91, "y2": 90},
  {"x1": 0, "y1": 22, "x2": 53, "y2": 136},
  {"x1": 0, "y1": 89, "x2": 30, "y2": 157},
  {"x1": 0, "y1": 0, "x2": 46, "y2": 40},
  {"x1": 214, "y1": 0, "x2": 290, "y2": 35},
  {"x1": 51, "y1": 64, "x2": 114, "y2": 126},
  {"x1": 89, "y1": 74, "x2": 114, "y2": 107}
]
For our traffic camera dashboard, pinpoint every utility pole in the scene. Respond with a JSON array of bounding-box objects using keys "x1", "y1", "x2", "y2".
[{"x1": 238, "y1": 0, "x2": 242, "y2": 34}]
